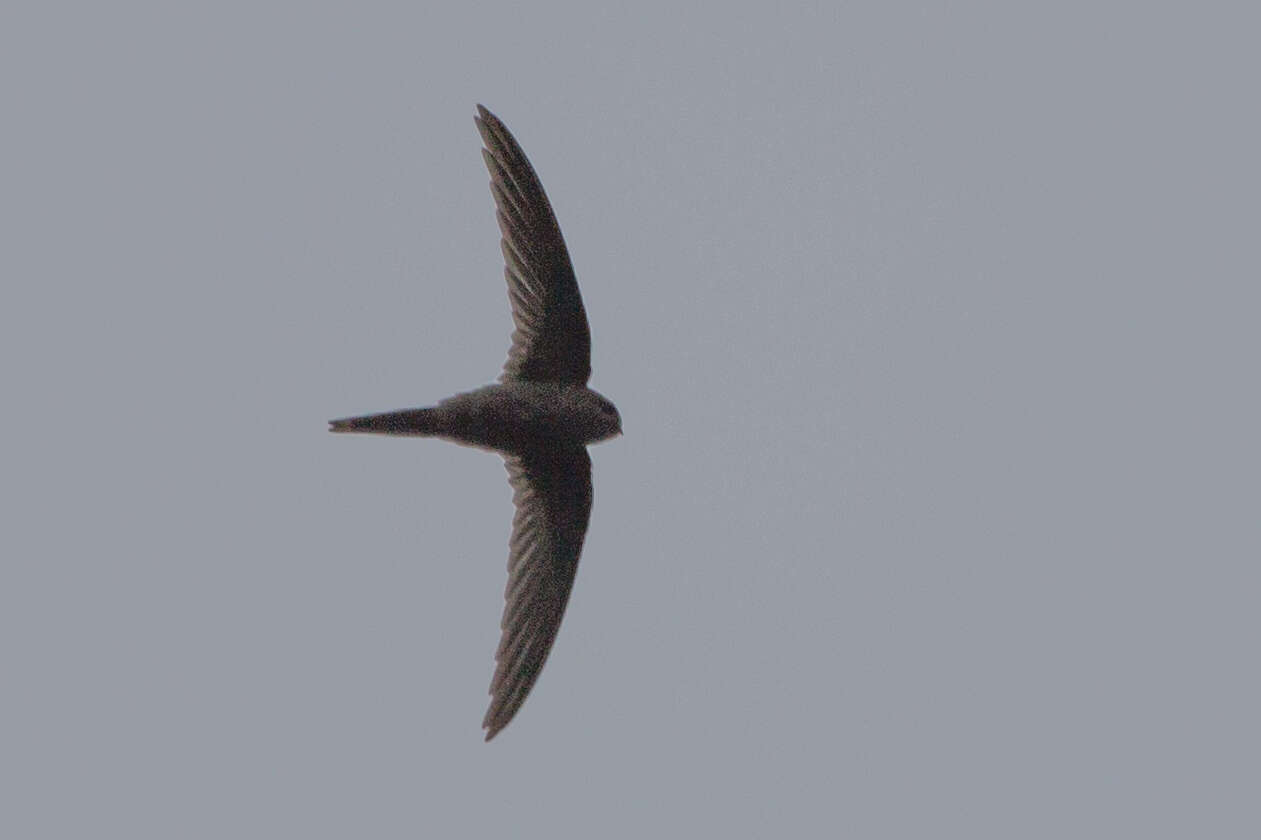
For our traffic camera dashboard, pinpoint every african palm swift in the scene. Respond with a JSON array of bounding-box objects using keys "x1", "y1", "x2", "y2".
[{"x1": 330, "y1": 105, "x2": 621, "y2": 741}]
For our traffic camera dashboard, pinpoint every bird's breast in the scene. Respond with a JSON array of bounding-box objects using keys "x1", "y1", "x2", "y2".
[{"x1": 436, "y1": 383, "x2": 588, "y2": 454}]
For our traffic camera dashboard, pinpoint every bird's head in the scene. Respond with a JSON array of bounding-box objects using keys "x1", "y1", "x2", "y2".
[{"x1": 580, "y1": 388, "x2": 622, "y2": 444}]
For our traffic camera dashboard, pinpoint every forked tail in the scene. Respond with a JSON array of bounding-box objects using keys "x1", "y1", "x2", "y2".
[{"x1": 328, "y1": 407, "x2": 443, "y2": 436}]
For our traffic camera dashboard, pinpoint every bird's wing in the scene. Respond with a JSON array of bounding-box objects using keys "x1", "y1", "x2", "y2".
[
  {"x1": 475, "y1": 105, "x2": 592, "y2": 385},
  {"x1": 484, "y1": 445, "x2": 593, "y2": 740}
]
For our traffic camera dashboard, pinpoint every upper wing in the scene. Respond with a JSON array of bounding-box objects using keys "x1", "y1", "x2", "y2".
[
  {"x1": 483, "y1": 445, "x2": 593, "y2": 740},
  {"x1": 475, "y1": 105, "x2": 592, "y2": 385}
]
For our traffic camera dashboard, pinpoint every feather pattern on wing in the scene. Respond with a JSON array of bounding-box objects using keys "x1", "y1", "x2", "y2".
[
  {"x1": 483, "y1": 446, "x2": 593, "y2": 740},
  {"x1": 475, "y1": 105, "x2": 592, "y2": 385}
]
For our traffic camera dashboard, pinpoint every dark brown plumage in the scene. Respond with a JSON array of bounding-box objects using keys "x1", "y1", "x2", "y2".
[{"x1": 331, "y1": 105, "x2": 620, "y2": 740}]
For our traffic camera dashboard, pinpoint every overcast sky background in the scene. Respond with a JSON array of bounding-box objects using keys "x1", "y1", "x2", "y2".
[{"x1": 4, "y1": 3, "x2": 1259, "y2": 837}]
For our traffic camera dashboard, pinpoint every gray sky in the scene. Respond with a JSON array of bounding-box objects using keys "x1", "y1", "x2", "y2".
[{"x1": 4, "y1": 2, "x2": 1259, "y2": 837}]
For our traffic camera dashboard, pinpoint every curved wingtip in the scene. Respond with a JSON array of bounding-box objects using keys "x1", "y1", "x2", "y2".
[{"x1": 482, "y1": 707, "x2": 509, "y2": 742}]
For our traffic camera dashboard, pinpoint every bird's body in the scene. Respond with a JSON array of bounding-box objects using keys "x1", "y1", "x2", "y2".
[
  {"x1": 331, "y1": 105, "x2": 620, "y2": 740},
  {"x1": 331, "y1": 383, "x2": 620, "y2": 453}
]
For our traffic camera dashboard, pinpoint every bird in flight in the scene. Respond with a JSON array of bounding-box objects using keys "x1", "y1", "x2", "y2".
[{"x1": 330, "y1": 105, "x2": 621, "y2": 740}]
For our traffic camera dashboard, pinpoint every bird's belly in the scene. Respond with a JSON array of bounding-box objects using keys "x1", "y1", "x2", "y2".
[{"x1": 437, "y1": 385, "x2": 576, "y2": 454}]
